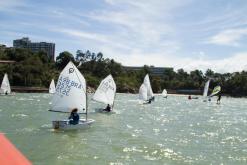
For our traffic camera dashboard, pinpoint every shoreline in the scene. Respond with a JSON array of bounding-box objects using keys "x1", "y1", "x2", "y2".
[{"x1": 10, "y1": 86, "x2": 245, "y2": 98}]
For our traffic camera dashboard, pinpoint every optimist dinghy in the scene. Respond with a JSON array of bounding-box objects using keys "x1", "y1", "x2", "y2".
[{"x1": 49, "y1": 61, "x2": 94, "y2": 130}]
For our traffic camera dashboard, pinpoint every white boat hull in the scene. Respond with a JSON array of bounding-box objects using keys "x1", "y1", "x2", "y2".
[
  {"x1": 52, "y1": 119, "x2": 95, "y2": 130},
  {"x1": 0, "y1": 92, "x2": 16, "y2": 96},
  {"x1": 95, "y1": 108, "x2": 116, "y2": 114}
]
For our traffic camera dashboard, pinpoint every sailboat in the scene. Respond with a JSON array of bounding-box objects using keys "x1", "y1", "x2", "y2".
[
  {"x1": 209, "y1": 85, "x2": 221, "y2": 97},
  {"x1": 143, "y1": 74, "x2": 154, "y2": 101},
  {"x1": 0, "y1": 73, "x2": 14, "y2": 96},
  {"x1": 203, "y1": 80, "x2": 210, "y2": 102},
  {"x1": 162, "y1": 89, "x2": 168, "y2": 98},
  {"x1": 92, "y1": 74, "x2": 116, "y2": 113},
  {"x1": 49, "y1": 79, "x2": 56, "y2": 94},
  {"x1": 49, "y1": 61, "x2": 94, "y2": 130},
  {"x1": 139, "y1": 83, "x2": 150, "y2": 104}
]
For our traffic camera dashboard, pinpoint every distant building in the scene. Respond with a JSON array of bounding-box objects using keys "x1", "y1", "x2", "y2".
[
  {"x1": 123, "y1": 66, "x2": 173, "y2": 76},
  {"x1": 13, "y1": 37, "x2": 55, "y2": 61}
]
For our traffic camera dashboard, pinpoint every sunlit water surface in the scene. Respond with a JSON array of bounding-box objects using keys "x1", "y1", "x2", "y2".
[{"x1": 0, "y1": 93, "x2": 247, "y2": 165}]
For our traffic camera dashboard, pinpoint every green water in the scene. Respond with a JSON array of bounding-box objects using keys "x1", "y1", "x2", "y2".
[{"x1": 0, "y1": 93, "x2": 247, "y2": 165}]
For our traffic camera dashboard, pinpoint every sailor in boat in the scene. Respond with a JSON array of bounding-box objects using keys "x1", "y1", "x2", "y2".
[
  {"x1": 217, "y1": 93, "x2": 221, "y2": 104},
  {"x1": 5, "y1": 91, "x2": 8, "y2": 95},
  {"x1": 151, "y1": 96, "x2": 155, "y2": 101},
  {"x1": 68, "y1": 108, "x2": 80, "y2": 125},
  {"x1": 103, "y1": 104, "x2": 111, "y2": 112}
]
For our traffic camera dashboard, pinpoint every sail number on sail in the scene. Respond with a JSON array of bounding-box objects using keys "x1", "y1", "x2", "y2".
[
  {"x1": 100, "y1": 80, "x2": 115, "y2": 93},
  {"x1": 56, "y1": 76, "x2": 83, "y2": 96}
]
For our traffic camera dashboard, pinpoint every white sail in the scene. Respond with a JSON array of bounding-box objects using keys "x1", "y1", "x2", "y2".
[
  {"x1": 203, "y1": 80, "x2": 210, "y2": 97},
  {"x1": 49, "y1": 79, "x2": 56, "y2": 94},
  {"x1": 143, "y1": 74, "x2": 154, "y2": 99},
  {"x1": 162, "y1": 89, "x2": 167, "y2": 97},
  {"x1": 51, "y1": 61, "x2": 87, "y2": 113},
  {"x1": 92, "y1": 75, "x2": 116, "y2": 106},
  {"x1": 139, "y1": 83, "x2": 148, "y2": 101},
  {"x1": 0, "y1": 73, "x2": 11, "y2": 94}
]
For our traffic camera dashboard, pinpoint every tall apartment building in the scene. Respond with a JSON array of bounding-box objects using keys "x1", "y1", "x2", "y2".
[{"x1": 13, "y1": 37, "x2": 55, "y2": 61}]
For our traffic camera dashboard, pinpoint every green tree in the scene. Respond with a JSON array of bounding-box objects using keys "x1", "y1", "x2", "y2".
[{"x1": 56, "y1": 51, "x2": 75, "y2": 69}]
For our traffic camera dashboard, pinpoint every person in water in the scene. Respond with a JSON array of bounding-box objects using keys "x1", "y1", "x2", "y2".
[
  {"x1": 68, "y1": 108, "x2": 80, "y2": 125},
  {"x1": 104, "y1": 104, "x2": 111, "y2": 112},
  {"x1": 217, "y1": 94, "x2": 221, "y2": 104},
  {"x1": 188, "y1": 95, "x2": 192, "y2": 100}
]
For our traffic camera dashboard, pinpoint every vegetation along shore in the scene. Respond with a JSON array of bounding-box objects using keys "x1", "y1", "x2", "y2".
[{"x1": 0, "y1": 47, "x2": 246, "y2": 97}]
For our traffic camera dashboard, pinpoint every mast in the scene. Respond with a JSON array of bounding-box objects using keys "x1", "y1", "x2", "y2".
[
  {"x1": 86, "y1": 84, "x2": 88, "y2": 121},
  {"x1": 112, "y1": 91, "x2": 116, "y2": 111}
]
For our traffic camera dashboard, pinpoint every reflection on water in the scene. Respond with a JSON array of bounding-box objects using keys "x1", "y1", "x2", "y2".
[{"x1": 0, "y1": 93, "x2": 247, "y2": 164}]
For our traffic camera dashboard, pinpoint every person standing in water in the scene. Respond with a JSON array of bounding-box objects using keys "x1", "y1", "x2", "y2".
[
  {"x1": 68, "y1": 108, "x2": 80, "y2": 125},
  {"x1": 217, "y1": 94, "x2": 221, "y2": 104},
  {"x1": 188, "y1": 95, "x2": 192, "y2": 100}
]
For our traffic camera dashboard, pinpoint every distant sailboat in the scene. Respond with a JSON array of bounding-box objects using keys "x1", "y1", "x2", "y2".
[
  {"x1": 139, "y1": 83, "x2": 149, "y2": 104},
  {"x1": 209, "y1": 85, "x2": 221, "y2": 97},
  {"x1": 0, "y1": 73, "x2": 14, "y2": 95},
  {"x1": 143, "y1": 74, "x2": 154, "y2": 101},
  {"x1": 49, "y1": 79, "x2": 56, "y2": 94},
  {"x1": 162, "y1": 89, "x2": 168, "y2": 98},
  {"x1": 92, "y1": 74, "x2": 116, "y2": 112},
  {"x1": 49, "y1": 61, "x2": 94, "y2": 130},
  {"x1": 203, "y1": 80, "x2": 210, "y2": 101}
]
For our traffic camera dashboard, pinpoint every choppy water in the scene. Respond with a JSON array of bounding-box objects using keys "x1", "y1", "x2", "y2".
[{"x1": 0, "y1": 93, "x2": 247, "y2": 165}]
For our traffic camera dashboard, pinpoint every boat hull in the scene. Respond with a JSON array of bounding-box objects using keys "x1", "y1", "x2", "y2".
[
  {"x1": 0, "y1": 92, "x2": 16, "y2": 96},
  {"x1": 52, "y1": 119, "x2": 94, "y2": 130},
  {"x1": 95, "y1": 108, "x2": 116, "y2": 114}
]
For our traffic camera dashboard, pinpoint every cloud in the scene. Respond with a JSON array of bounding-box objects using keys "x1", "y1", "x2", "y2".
[
  {"x1": 100, "y1": 47, "x2": 247, "y2": 73},
  {"x1": 206, "y1": 28, "x2": 247, "y2": 46},
  {"x1": 0, "y1": 0, "x2": 27, "y2": 11},
  {"x1": 1, "y1": 0, "x2": 247, "y2": 73}
]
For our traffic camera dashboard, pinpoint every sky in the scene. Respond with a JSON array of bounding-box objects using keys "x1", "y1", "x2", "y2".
[{"x1": 0, "y1": 0, "x2": 247, "y2": 73}]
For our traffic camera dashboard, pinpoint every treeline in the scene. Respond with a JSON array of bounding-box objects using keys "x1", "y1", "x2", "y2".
[{"x1": 0, "y1": 47, "x2": 246, "y2": 96}]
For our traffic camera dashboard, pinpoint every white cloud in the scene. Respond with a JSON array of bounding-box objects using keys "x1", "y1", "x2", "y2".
[
  {"x1": 1, "y1": 0, "x2": 247, "y2": 74},
  {"x1": 99, "y1": 47, "x2": 247, "y2": 73},
  {"x1": 207, "y1": 28, "x2": 247, "y2": 46}
]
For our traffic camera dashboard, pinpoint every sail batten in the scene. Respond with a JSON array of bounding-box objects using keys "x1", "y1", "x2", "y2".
[{"x1": 92, "y1": 75, "x2": 116, "y2": 106}]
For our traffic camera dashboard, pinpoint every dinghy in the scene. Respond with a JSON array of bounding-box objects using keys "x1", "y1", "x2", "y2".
[
  {"x1": 49, "y1": 61, "x2": 94, "y2": 130},
  {"x1": 92, "y1": 74, "x2": 116, "y2": 113},
  {"x1": 49, "y1": 79, "x2": 56, "y2": 94},
  {"x1": 162, "y1": 89, "x2": 168, "y2": 98},
  {"x1": 203, "y1": 80, "x2": 210, "y2": 102},
  {"x1": 139, "y1": 83, "x2": 150, "y2": 104},
  {"x1": 143, "y1": 74, "x2": 154, "y2": 101},
  {"x1": 0, "y1": 73, "x2": 15, "y2": 96}
]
